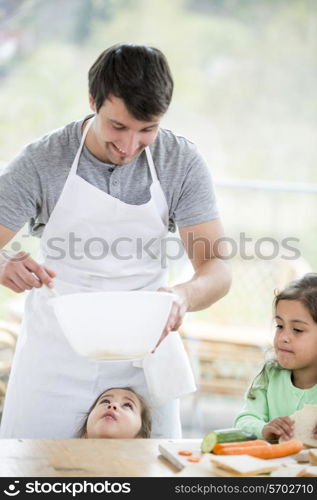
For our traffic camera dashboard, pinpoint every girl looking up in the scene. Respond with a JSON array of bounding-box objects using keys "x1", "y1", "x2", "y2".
[
  {"x1": 235, "y1": 273, "x2": 317, "y2": 442},
  {"x1": 78, "y1": 387, "x2": 151, "y2": 439}
]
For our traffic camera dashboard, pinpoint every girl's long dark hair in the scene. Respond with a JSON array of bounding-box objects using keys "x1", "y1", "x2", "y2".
[{"x1": 247, "y1": 273, "x2": 317, "y2": 399}]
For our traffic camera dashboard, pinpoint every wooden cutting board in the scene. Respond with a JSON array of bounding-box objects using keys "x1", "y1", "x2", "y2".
[
  {"x1": 158, "y1": 439, "x2": 203, "y2": 470},
  {"x1": 158, "y1": 439, "x2": 309, "y2": 477}
]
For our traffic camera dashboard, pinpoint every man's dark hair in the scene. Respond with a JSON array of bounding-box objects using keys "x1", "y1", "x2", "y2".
[{"x1": 88, "y1": 43, "x2": 173, "y2": 121}]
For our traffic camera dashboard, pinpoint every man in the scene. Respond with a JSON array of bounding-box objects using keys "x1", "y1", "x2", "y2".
[{"x1": 0, "y1": 43, "x2": 231, "y2": 438}]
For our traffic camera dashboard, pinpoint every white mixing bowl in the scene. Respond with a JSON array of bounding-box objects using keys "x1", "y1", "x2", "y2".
[{"x1": 50, "y1": 290, "x2": 175, "y2": 360}]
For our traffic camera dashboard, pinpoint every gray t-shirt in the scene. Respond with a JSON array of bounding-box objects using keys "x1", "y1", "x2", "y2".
[{"x1": 0, "y1": 115, "x2": 219, "y2": 236}]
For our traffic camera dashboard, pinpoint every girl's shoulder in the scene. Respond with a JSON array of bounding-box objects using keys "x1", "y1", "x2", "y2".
[
  {"x1": 263, "y1": 359, "x2": 282, "y2": 376},
  {"x1": 247, "y1": 360, "x2": 285, "y2": 398},
  {"x1": 263, "y1": 360, "x2": 291, "y2": 384}
]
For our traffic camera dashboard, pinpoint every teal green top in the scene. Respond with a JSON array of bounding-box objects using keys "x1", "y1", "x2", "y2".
[{"x1": 234, "y1": 364, "x2": 317, "y2": 438}]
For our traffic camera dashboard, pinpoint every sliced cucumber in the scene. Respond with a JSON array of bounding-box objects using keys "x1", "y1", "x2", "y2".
[
  {"x1": 201, "y1": 432, "x2": 218, "y2": 453},
  {"x1": 201, "y1": 428, "x2": 257, "y2": 453}
]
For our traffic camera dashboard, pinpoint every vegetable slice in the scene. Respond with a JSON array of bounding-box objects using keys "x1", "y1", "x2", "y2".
[
  {"x1": 213, "y1": 439, "x2": 269, "y2": 454},
  {"x1": 201, "y1": 428, "x2": 257, "y2": 453},
  {"x1": 213, "y1": 439, "x2": 303, "y2": 459}
]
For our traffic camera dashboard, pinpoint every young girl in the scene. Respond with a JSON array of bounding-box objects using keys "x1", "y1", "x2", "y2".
[
  {"x1": 235, "y1": 273, "x2": 317, "y2": 442},
  {"x1": 77, "y1": 387, "x2": 151, "y2": 438}
]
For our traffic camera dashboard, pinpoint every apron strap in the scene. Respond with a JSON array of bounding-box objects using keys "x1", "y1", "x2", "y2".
[
  {"x1": 145, "y1": 147, "x2": 159, "y2": 183},
  {"x1": 71, "y1": 121, "x2": 158, "y2": 183},
  {"x1": 70, "y1": 116, "x2": 95, "y2": 175},
  {"x1": 145, "y1": 146, "x2": 169, "y2": 226}
]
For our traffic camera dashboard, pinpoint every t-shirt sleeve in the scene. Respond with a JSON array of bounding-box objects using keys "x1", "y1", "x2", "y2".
[
  {"x1": 0, "y1": 147, "x2": 41, "y2": 232},
  {"x1": 234, "y1": 387, "x2": 270, "y2": 439},
  {"x1": 173, "y1": 144, "x2": 219, "y2": 228}
]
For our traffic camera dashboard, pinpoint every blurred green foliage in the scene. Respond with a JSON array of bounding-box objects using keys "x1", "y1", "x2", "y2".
[{"x1": 0, "y1": 0, "x2": 317, "y2": 322}]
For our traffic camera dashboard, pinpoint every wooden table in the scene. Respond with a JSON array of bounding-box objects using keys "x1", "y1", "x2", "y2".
[
  {"x1": 0, "y1": 439, "x2": 181, "y2": 477},
  {"x1": 0, "y1": 439, "x2": 303, "y2": 478}
]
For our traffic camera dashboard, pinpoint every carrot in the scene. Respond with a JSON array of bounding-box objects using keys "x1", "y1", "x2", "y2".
[
  {"x1": 187, "y1": 457, "x2": 200, "y2": 463},
  {"x1": 178, "y1": 450, "x2": 192, "y2": 456},
  {"x1": 213, "y1": 439, "x2": 303, "y2": 459},
  {"x1": 213, "y1": 444, "x2": 275, "y2": 457},
  {"x1": 213, "y1": 440, "x2": 268, "y2": 454}
]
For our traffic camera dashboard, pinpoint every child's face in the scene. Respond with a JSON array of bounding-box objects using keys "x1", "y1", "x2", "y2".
[
  {"x1": 85, "y1": 389, "x2": 143, "y2": 438},
  {"x1": 274, "y1": 299, "x2": 317, "y2": 372}
]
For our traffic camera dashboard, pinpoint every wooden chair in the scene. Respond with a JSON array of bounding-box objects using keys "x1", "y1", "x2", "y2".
[{"x1": 181, "y1": 326, "x2": 268, "y2": 398}]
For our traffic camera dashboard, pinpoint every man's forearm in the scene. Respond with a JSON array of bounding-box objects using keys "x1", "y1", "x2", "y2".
[{"x1": 173, "y1": 257, "x2": 232, "y2": 312}]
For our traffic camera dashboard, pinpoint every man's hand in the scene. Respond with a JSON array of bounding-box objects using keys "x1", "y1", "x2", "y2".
[
  {"x1": 155, "y1": 286, "x2": 189, "y2": 347},
  {"x1": 313, "y1": 422, "x2": 317, "y2": 439},
  {"x1": 262, "y1": 416, "x2": 294, "y2": 442},
  {"x1": 0, "y1": 251, "x2": 56, "y2": 293}
]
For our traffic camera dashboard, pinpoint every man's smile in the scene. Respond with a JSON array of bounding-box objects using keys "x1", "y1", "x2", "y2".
[{"x1": 111, "y1": 143, "x2": 128, "y2": 156}]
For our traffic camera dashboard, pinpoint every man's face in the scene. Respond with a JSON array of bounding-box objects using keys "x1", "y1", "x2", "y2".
[{"x1": 88, "y1": 95, "x2": 162, "y2": 165}]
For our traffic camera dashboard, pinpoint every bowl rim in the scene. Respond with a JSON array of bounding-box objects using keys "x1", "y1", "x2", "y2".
[{"x1": 49, "y1": 290, "x2": 176, "y2": 302}]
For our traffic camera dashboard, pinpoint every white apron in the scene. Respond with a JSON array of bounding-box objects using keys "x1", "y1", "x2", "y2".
[{"x1": 0, "y1": 117, "x2": 183, "y2": 438}]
